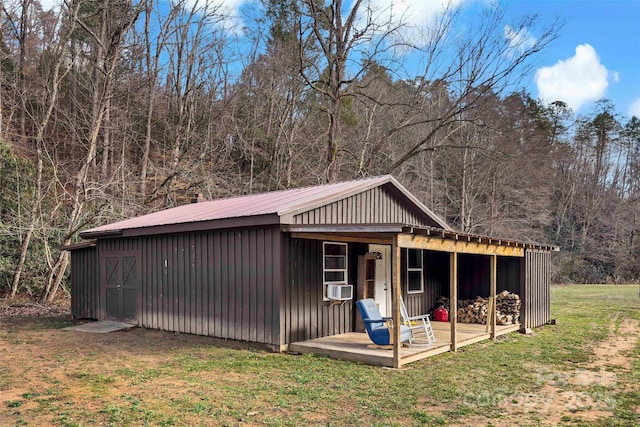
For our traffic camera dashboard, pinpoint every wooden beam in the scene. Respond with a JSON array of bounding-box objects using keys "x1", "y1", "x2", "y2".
[
  {"x1": 490, "y1": 254, "x2": 497, "y2": 340},
  {"x1": 392, "y1": 235, "x2": 402, "y2": 369},
  {"x1": 290, "y1": 232, "x2": 393, "y2": 245},
  {"x1": 450, "y1": 251, "x2": 458, "y2": 352},
  {"x1": 397, "y1": 233, "x2": 524, "y2": 257},
  {"x1": 519, "y1": 255, "x2": 527, "y2": 333}
]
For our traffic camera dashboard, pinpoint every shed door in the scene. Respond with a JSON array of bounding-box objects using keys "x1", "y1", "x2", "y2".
[{"x1": 104, "y1": 253, "x2": 139, "y2": 322}]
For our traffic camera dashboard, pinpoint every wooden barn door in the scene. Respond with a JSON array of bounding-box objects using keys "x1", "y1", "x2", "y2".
[{"x1": 104, "y1": 252, "x2": 139, "y2": 322}]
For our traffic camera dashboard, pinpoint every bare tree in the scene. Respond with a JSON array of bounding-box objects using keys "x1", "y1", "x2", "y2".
[
  {"x1": 0, "y1": 1, "x2": 73, "y2": 297},
  {"x1": 145, "y1": 0, "x2": 232, "y2": 205},
  {"x1": 298, "y1": 0, "x2": 404, "y2": 182},
  {"x1": 40, "y1": 0, "x2": 142, "y2": 303}
]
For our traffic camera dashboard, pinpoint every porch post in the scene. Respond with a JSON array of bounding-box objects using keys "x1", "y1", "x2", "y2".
[
  {"x1": 392, "y1": 235, "x2": 402, "y2": 368},
  {"x1": 490, "y1": 254, "x2": 497, "y2": 340},
  {"x1": 449, "y1": 251, "x2": 458, "y2": 352},
  {"x1": 519, "y1": 254, "x2": 528, "y2": 333}
]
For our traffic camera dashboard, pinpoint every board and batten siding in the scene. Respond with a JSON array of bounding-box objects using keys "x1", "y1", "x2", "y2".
[
  {"x1": 281, "y1": 237, "x2": 361, "y2": 345},
  {"x1": 70, "y1": 246, "x2": 99, "y2": 319},
  {"x1": 92, "y1": 226, "x2": 282, "y2": 347},
  {"x1": 403, "y1": 249, "x2": 441, "y2": 320},
  {"x1": 522, "y1": 249, "x2": 551, "y2": 329},
  {"x1": 291, "y1": 187, "x2": 429, "y2": 226}
]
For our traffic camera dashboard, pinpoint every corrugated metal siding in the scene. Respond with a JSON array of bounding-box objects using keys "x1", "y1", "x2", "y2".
[
  {"x1": 94, "y1": 227, "x2": 281, "y2": 346},
  {"x1": 404, "y1": 250, "x2": 442, "y2": 317},
  {"x1": 282, "y1": 237, "x2": 356, "y2": 344},
  {"x1": 292, "y1": 187, "x2": 428, "y2": 226},
  {"x1": 70, "y1": 247, "x2": 99, "y2": 319},
  {"x1": 523, "y1": 249, "x2": 551, "y2": 329}
]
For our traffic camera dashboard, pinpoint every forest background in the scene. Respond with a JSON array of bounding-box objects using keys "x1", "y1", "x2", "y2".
[{"x1": 1, "y1": 0, "x2": 639, "y2": 303}]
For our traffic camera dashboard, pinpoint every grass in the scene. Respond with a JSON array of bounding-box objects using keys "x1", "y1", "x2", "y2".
[{"x1": 1, "y1": 284, "x2": 639, "y2": 426}]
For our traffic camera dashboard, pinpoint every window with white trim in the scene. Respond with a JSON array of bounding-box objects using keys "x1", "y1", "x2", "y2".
[
  {"x1": 406, "y1": 248, "x2": 424, "y2": 294},
  {"x1": 323, "y1": 242, "x2": 348, "y2": 300}
]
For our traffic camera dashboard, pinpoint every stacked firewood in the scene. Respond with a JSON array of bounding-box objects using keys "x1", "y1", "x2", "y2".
[
  {"x1": 457, "y1": 297, "x2": 490, "y2": 324},
  {"x1": 495, "y1": 290, "x2": 521, "y2": 325},
  {"x1": 432, "y1": 291, "x2": 521, "y2": 325}
]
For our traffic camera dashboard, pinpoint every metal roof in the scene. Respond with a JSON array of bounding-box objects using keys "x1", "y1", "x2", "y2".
[{"x1": 80, "y1": 175, "x2": 452, "y2": 237}]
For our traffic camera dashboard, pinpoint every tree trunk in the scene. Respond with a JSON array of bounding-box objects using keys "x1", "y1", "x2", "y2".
[{"x1": 40, "y1": 0, "x2": 140, "y2": 303}]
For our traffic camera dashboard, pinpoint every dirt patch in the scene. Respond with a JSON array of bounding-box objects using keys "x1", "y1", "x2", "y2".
[
  {"x1": 495, "y1": 318, "x2": 640, "y2": 425},
  {"x1": 590, "y1": 318, "x2": 638, "y2": 370}
]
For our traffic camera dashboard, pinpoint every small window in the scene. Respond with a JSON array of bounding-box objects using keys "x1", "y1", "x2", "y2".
[
  {"x1": 406, "y1": 249, "x2": 423, "y2": 294},
  {"x1": 323, "y1": 242, "x2": 348, "y2": 300}
]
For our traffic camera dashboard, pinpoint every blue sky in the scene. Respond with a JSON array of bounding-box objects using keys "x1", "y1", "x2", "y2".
[
  {"x1": 38, "y1": 0, "x2": 640, "y2": 119},
  {"x1": 356, "y1": 0, "x2": 640, "y2": 118},
  {"x1": 504, "y1": 0, "x2": 640, "y2": 119}
]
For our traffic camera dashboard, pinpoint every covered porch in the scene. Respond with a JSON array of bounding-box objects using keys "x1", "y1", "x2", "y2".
[
  {"x1": 288, "y1": 321, "x2": 521, "y2": 367},
  {"x1": 285, "y1": 224, "x2": 556, "y2": 368}
]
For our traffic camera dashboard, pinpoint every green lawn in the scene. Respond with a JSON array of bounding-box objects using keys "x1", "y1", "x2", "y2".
[{"x1": 1, "y1": 284, "x2": 639, "y2": 426}]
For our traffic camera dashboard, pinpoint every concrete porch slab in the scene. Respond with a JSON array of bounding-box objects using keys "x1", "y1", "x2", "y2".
[{"x1": 63, "y1": 320, "x2": 137, "y2": 333}]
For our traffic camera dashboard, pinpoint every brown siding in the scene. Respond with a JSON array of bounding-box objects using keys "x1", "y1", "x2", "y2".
[
  {"x1": 282, "y1": 237, "x2": 357, "y2": 344},
  {"x1": 70, "y1": 246, "x2": 99, "y2": 319},
  {"x1": 457, "y1": 254, "x2": 490, "y2": 300},
  {"x1": 404, "y1": 250, "x2": 442, "y2": 318},
  {"x1": 292, "y1": 187, "x2": 429, "y2": 226},
  {"x1": 94, "y1": 227, "x2": 282, "y2": 346},
  {"x1": 497, "y1": 257, "x2": 522, "y2": 294},
  {"x1": 523, "y1": 249, "x2": 551, "y2": 329}
]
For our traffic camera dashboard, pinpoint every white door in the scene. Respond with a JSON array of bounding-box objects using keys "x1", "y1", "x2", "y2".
[{"x1": 369, "y1": 244, "x2": 391, "y2": 317}]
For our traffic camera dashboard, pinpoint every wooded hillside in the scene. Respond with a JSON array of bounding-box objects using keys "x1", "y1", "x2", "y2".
[{"x1": 1, "y1": 0, "x2": 639, "y2": 301}]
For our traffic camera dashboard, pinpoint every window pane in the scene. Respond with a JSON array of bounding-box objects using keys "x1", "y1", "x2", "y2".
[
  {"x1": 408, "y1": 271, "x2": 422, "y2": 292},
  {"x1": 325, "y1": 256, "x2": 345, "y2": 269},
  {"x1": 325, "y1": 271, "x2": 345, "y2": 282},
  {"x1": 408, "y1": 249, "x2": 422, "y2": 269},
  {"x1": 324, "y1": 243, "x2": 346, "y2": 256}
]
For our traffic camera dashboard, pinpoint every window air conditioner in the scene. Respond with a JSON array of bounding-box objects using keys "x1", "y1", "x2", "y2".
[{"x1": 326, "y1": 284, "x2": 353, "y2": 301}]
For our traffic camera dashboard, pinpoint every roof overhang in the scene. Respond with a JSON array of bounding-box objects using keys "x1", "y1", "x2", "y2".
[
  {"x1": 400, "y1": 226, "x2": 560, "y2": 252},
  {"x1": 61, "y1": 239, "x2": 98, "y2": 251},
  {"x1": 80, "y1": 213, "x2": 281, "y2": 239},
  {"x1": 283, "y1": 224, "x2": 559, "y2": 257}
]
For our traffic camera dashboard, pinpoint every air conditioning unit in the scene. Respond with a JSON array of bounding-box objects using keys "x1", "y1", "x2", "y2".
[{"x1": 326, "y1": 284, "x2": 353, "y2": 301}]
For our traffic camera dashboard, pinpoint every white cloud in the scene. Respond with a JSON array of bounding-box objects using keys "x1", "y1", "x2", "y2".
[
  {"x1": 534, "y1": 44, "x2": 610, "y2": 112},
  {"x1": 183, "y1": 0, "x2": 247, "y2": 33},
  {"x1": 356, "y1": 0, "x2": 465, "y2": 48},
  {"x1": 362, "y1": 0, "x2": 463, "y2": 27},
  {"x1": 504, "y1": 25, "x2": 536, "y2": 55},
  {"x1": 611, "y1": 71, "x2": 620, "y2": 83},
  {"x1": 630, "y1": 98, "x2": 640, "y2": 118},
  {"x1": 38, "y1": 0, "x2": 60, "y2": 10}
]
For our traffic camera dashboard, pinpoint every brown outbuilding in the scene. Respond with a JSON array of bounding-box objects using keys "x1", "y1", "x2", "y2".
[{"x1": 66, "y1": 175, "x2": 557, "y2": 367}]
